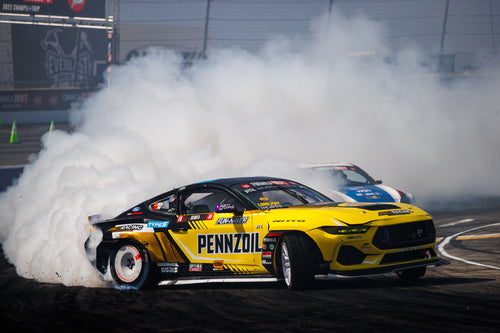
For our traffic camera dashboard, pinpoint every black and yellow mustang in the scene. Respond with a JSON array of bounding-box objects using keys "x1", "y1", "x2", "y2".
[{"x1": 85, "y1": 176, "x2": 448, "y2": 289}]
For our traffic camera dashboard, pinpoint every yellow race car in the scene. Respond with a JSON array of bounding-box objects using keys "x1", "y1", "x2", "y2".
[{"x1": 85, "y1": 176, "x2": 448, "y2": 289}]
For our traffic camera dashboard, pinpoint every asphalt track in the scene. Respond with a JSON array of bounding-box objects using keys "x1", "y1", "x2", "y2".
[{"x1": 1, "y1": 125, "x2": 500, "y2": 332}]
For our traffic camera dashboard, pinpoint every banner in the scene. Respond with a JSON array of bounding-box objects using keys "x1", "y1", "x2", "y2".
[
  {"x1": 1, "y1": 0, "x2": 105, "y2": 18},
  {"x1": 11, "y1": 25, "x2": 107, "y2": 89},
  {"x1": 0, "y1": 88, "x2": 98, "y2": 111}
]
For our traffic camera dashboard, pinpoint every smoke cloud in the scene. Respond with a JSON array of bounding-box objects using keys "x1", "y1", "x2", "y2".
[{"x1": 0, "y1": 12, "x2": 499, "y2": 287}]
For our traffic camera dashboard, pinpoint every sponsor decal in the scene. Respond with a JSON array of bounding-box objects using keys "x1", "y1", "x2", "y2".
[
  {"x1": 128, "y1": 206, "x2": 142, "y2": 215},
  {"x1": 272, "y1": 219, "x2": 306, "y2": 223},
  {"x1": 241, "y1": 184, "x2": 251, "y2": 189},
  {"x1": 215, "y1": 216, "x2": 249, "y2": 225},
  {"x1": 158, "y1": 262, "x2": 178, "y2": 273},
  {"x1": 14, "y1": 94, "x2": 29, "y2": 104},
  {"x1": 257, "y1": 201, "x2": 281, "y2": 208},
  {"x1": 118, "y1": 224, "x2": 144, "y2": 231},
  {"x1": 378, "y1": 209, "x2": 412, "y2": 216},
  {"x1": 147, "y1": 221, "x2": 170, "y2": 228},
  {"x1": 269, "y1": 180, "x2": 289, "y2": 186},
  {"x1": 177, "y1": 214, "x2": 213, "y2": 223},
  {"x1": 189, "y1": 263, "x2": 203, "y2": 272},
  {"x1": 197, "y1": 232, "x2": 262, "y2": 255},
  {"x1": 48, "y1": 94, "x2": 59, "y2": 107},
  {"x1": 397, "y1": 246, "x2": 425, "y2": 252},
  {"x1": 251, "y1": 181, "x2": 271, "y2": 187},
  {"x1": 33, "y1": 94, "x2": 43, "y2": 107},
  {"x1": 213, "y1": 260, "x2": 224, "y2": 271},
  {"x1": 216, "y1": 203, "x2": 235, "y2": 212}
]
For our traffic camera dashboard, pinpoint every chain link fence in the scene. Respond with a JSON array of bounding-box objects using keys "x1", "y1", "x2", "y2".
[{"x1": 117, "y1": 0, "x2": 499, "y2": 72}]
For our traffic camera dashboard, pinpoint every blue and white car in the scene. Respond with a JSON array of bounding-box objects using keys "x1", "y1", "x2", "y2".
[{"x1": 300, "y1": 162, "x2": 415, "y2": 205}]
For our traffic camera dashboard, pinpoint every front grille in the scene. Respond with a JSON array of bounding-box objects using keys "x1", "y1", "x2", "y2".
[
  {"x1": 372, "y1": 220, "x2": 436, "y2": 250},
  {"x1": 380, "y1": 248, "x2": 436, "y2": 265}
]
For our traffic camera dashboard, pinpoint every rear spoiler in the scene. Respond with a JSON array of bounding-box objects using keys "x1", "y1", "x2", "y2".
[{"x1": 88, "y1": 214, "x2": 107, "y2": 224}]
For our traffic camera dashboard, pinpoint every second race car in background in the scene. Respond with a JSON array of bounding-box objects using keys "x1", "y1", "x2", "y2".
[{"x1": 300, "y1": 162, "x2": 416, "y2": 205}]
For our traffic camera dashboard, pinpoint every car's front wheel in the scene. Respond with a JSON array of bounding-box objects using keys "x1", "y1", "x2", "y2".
[
  {"x1": 110, "y1": 241, "x2": 155, "y2": 289},
  {"x1": 279, "y1": 234, "x2": 315, "y2": 290}
]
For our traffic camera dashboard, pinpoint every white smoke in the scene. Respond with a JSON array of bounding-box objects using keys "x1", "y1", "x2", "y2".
[{"x1": 0, "y1": 12, "x2": 499, "y2": 287}]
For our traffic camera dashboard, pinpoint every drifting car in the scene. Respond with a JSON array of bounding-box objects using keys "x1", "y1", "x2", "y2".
[
  {"x1": 300, "y1": 162, "x2": 416, "y2": 205},
  {"x1": 85, "y1": 176, "x2": 447, "y2": 290}
]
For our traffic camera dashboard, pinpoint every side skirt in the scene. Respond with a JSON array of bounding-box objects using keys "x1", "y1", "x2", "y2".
[{"x1": 158, "y1": 275, "x2": 277, "y2": 286}]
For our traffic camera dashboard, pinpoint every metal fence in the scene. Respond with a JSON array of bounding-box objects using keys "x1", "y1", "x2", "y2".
[
  {"x1": 1, "y1": 0, "x2": 499, "y2": 90},
  {"x1": 117, "y1": 0, "x2": 499, "y2": 72}
]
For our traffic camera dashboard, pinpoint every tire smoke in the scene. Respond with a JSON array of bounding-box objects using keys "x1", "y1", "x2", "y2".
[{"x1": 0, "y1": 12, "x2": 499, "y2": 286}]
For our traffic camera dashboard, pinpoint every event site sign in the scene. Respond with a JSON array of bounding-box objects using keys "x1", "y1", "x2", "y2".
[
  {"x1": 11, "y1": 25, "x2": 107, "y2": 89},
  {"x1": 0, "y1": 88, "x2": 98, "y2": 111},
  {"x1": 1, "y1": 0, "x2": 104, "y2": 18}
]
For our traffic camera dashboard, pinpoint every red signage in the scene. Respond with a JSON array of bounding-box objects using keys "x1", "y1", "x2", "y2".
[
  {"x1": 24, "y1": 0, "x2": 53, "y2": 3},
  {"x1": 67, "y1": 0, "x2": 86, "y2": 12}
]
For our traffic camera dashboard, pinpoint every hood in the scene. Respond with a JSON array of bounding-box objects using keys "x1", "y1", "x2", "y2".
[
  {"x1": 265, "y1": 202, "x2": 430, "y2": 231},
  {"x1": 336, "y1": 185, "x2": 396, "y2": 203}
]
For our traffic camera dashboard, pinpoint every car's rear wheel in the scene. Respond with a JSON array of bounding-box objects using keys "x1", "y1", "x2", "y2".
[
  {"x1": 279, "y1": 234, "x2": 315, "y2": 290},
  {"x1": 110, "y1": 241, "x2": 155, "y2": 289},
  {"x1": 396, "y1": 266, "x2": 426, "y2": 280}
]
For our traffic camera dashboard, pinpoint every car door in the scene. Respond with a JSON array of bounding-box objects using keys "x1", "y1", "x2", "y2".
[{"x1": 168, "y1": 185, "x2": 267, "y2": 274}]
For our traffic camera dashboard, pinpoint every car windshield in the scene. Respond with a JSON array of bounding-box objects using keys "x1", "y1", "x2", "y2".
[
  {"x1": 231, "y1": 180, "x2": 332, "y2": 209},
  {"x1": 310, "y1": 166, "x2": 376, "y2": 187}
]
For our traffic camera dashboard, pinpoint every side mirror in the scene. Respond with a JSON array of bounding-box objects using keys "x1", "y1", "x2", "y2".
[{"x1": 375, "y1": 180, "x2": 383, "y2": 184}]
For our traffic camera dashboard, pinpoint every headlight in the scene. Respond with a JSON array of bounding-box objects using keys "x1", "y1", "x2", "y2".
[{"x1": 322, "y1": 226, "x2": 370, "y2": 235}]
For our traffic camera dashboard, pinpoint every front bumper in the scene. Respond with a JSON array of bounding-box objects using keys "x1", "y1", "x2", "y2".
[{"x1": 327, "y1": 257, "x2": 450, "y2": 277}]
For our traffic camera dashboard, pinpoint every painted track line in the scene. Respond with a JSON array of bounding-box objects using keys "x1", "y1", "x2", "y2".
[
  {"x1": 437, "y1": 222, "x2": 500, "y2": 270},
  {"x1": 439, "y1": 218, "x2": 475, "y2": 228}
]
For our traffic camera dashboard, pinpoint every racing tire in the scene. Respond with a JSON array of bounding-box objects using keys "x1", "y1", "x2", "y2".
[
  {"x1": 279, "y1": 234, "x2": 316, "y2": 290},
  {"x1": 110, "y1": 241, "x2": 156, "y2": 289},
  {"x1": 396, "y1": 266, "x2": 426, "y2": 281}
]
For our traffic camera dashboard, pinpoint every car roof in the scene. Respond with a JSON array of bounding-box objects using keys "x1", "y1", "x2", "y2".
[
  {"x1": 190, "y1": 176, "x2": 291, "y2": 188},
  {"x1": 298, "y1": 162, "x2": 356, "y2": 169}
]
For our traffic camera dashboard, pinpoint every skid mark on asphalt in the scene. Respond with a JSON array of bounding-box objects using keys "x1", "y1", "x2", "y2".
[{"x1": 437, "y1": 222, "x2": 500, "y2": 270}]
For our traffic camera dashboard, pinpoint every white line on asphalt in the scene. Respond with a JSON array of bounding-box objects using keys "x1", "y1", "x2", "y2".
[
  {"x1": 439, "y1": 218, "x2": 475, "y2": 228},
  {"x1": 437, "y1": 222, "x2": 500, "y2": 270}
]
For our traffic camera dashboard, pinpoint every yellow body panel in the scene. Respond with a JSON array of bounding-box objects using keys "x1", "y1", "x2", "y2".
[{"x1": 106, "y1": 202, "x2": 437, "y2": 276}]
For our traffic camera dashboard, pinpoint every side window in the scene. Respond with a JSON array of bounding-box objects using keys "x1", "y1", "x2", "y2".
[
  {"x1": 150, "y1": 194, "x2": 177, "y2": 214},
  {"x1": 344, "y1": 170, "x2": 369, "y2": 185},
  {"x1": 179, "y1": 189, "x2": 242, "y2": 214}
]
